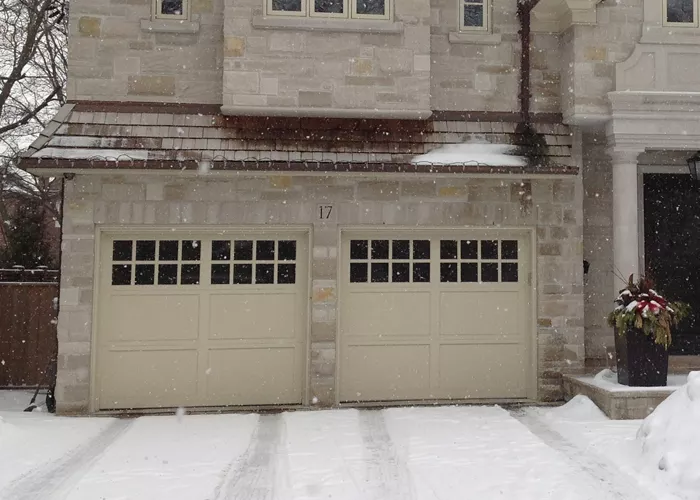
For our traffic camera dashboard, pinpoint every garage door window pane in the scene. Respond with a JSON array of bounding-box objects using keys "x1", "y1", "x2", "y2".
[
  {"x1": 350, "y1": 263, "x2": 368, "y2": 282},
  {"x1": 158, "y1": 264, "x2": 178, "y2": 285},
  {"x1": 502, "y1": 263, "x2": 518, "y2": 282},
  {"x1": 234, "y1": 241, "x2": 254, "y2": 261},
  {"x1": 481, "y1": 240, "x2": 498, "y2": 259},
  {"x1": 113, "y1": 240, "x2": 133, "y2": 261},
  {"x1": 481, "y1": 263, "x2": 499, "y2": 282},
  {"x1": 440, "y1": 240, "x2": 458, "y2": 259},
  {"x1": 233, "y1": 264, "x2": 253, "y2": 284},
  {"x1": 501, "y1": 240, "x2": 518, "y2": 260},
  {"x1": 413, "y1": 263, "x2": 430, "y2": 283},
  {"x1": 135, "y1": 264, "x2": 155, "y2": 285},
  {"x1": 211, "y1": 264, "x2": 230, "y2": 285},
  {"x1": 350, "y1": 240, "x2": 368, "y2": 259},
  {"x1": 256, "y1": 264, "x2": 275, "y2": 284},
  {"x1": 278, "y1": 264, "x2": 296, "y2": 284},
  {"x1": 392, "y1": 240, "x2": 410, "y2": 259},
  {"x1": 112, "y1": 264, "x2": 131, "y2": 285},
  {"x1": 136, "y1": 240, "x2": 156, "y2": 261},
  {"x1": 181, "y1": 264, "x2": 200, "y2": 285},
  {"x1": 413, "y1": 240, "x2": 430, "y2": 260},
  {"x1": 461, "y1": 263, "x2": 478, "y2": 282},
  {"x1": 159, "y1": 241, "x2": 179, "y2": 261},
  {"x1": 371, "y1": 240, "x2": 389, "y2": 260},
  {"x1": 278, "y1": 240, "x2": 297, "y2": 261},
  {"x1": 256, "y1": 241, "x2": 275, "y2": 261},
  {"x1": 272, "y1": 0, "x2": 302, "y2": 12},
  {"x1": 461, "y1": 240, "x2": 478, "y2": 259},
  {"x1": 212, "y1": 241, "x2": 231, "y2": 261},
  {"x1": 392, "y1": 263, "x2": 410, "y2": 282},
  {"x1": 356, "y1": 0, "x2": 385, "y2": 15},
  {"x1": 182, "y1": 240, "x2": 201, "y2": 261},
  {"x1": 441, "y1": 263, "x2": 458, "y2": 282},
  {"x1": 371, "y1": 263, "x2": 389, "y2": 282}
]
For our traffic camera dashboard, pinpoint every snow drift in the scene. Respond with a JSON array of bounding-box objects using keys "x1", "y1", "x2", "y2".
[
  {"x1": 411, "y1": 141, "x2": 526, "y2": 167},
  {"x1": 637, "y1": 371, "x2": 700, "y2": 498},
  {"x1": 545, "y1": 395, "x2": 607, "y2": 421}
]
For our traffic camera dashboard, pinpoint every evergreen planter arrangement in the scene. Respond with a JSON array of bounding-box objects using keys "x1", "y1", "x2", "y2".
[{"x1": 608, "y1": 275, "x2": 689, "y2": 387}]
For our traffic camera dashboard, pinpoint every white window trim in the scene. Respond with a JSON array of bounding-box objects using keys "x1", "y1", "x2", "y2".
[
  {"x1": 265, "y1": 0, "x2": 391, "y2": 20},
  {"x1": 662, "y1": 0, "x2": 699, "y2": 27},
  {"x1": 153, "y1": 0, "x2": 190, "y2": 21},
  {"x1": 459, "y1": 0, "x2": 489, "y2": 32}
]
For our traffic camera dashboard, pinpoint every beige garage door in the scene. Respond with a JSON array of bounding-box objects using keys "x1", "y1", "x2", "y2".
[
  {"x1": 339, "y1": 230, "x2": 533, "y2": 402},
  {"x1": 95, "y1": 229, "x2": 308, "y2": 410}
]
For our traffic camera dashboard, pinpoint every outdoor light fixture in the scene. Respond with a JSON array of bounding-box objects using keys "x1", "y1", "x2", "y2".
[{"x1": 687, "y1": 152, "x2": 700, "y2": 182}]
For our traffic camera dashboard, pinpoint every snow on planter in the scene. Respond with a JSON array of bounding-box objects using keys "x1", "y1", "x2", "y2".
[
  {"x1": 411, "y1": 141, "x2": 526, "y2": 167},
  {"x1": 637, "y1": 371, "x2": 700, "y2": 497}
]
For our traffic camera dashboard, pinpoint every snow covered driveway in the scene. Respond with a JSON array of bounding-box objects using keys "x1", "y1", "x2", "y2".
[{"x1": 0, "y1": 404, "x2": 662, "y2": 500}]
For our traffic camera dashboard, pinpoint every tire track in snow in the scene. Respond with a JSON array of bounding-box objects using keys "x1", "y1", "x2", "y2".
[
  {"x1": 215, "y1": 413, "x2": 285, "y2": 500},
  {"x1": 1, "y1": 418, "x2": 134, "y2": 500},
  {"x1": 358, "y1": 410, "x2": 416, "y2": 500},
  {"x1": 510, "y1": 410, "x2": 661, "y2": 500}
]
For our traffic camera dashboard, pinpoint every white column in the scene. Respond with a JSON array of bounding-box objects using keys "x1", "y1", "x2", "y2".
[{"x1": 611, "y1": 149, "x2": 641, "y2": 293}]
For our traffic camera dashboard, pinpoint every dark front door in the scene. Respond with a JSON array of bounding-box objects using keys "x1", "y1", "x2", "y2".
[{"x1": 644, "y1": 173, "x2": 700, "y2": 355}]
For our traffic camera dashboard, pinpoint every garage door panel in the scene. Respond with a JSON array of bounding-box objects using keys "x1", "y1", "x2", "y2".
[
  {"x1": 105, "y1": 295, "x2": 200, "y2": 342},
  {"x1": 437, "y1": 344, "x2": 526, "y2": 398},
  {"x1": 342, "y1": 292, "x2": 431, "y2": 338},
  {"x1": 439, "y1": 291, "x2": 520, "y2": 337},
  {"x1": 341, "y1": 345, "x2": 430, "y2": 401},
  {"x1": 99, "y1": 349, "x2": 199, "y2": 409},
  {"x1": 209, "y1": 293, "x2": 298, "y2": 340},
  {"x1": 206, "y1": 348, "x2": 300, "y2": 405}
]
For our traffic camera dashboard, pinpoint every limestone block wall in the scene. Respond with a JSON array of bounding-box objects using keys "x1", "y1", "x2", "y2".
[
  {"x1": 68, "y1": 0, "x2": 224, "y2": 103},
  {"x1": 56, "y1": 173, "x2": 583, "y2": 413},
  {"x1": 222, "y1": 0, "x2": 431, "y2": 115}
]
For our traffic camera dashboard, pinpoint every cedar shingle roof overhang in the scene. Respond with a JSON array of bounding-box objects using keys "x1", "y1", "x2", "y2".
[{"x1": 19, "y1": 102, "x2": 577, "y2": 176}]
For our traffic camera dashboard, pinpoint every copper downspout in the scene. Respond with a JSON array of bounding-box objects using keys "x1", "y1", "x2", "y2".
[{"x1": 517, "y1": 0, "x2": 540, "y2": 125}]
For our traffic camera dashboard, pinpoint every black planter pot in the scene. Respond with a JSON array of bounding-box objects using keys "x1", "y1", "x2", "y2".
[{"x1": 614, "y1": 327, "x2": 669, "y2": 386}]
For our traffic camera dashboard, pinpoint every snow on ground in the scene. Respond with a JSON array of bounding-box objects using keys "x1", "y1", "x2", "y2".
[{"x1": 411, "y1": 141, "x2": 526, "y2": 167}]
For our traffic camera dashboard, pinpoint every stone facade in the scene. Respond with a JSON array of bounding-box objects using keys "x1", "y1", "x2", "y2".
[{"x1": 57, "y1": 173, "x2": 583, "y2": 413}]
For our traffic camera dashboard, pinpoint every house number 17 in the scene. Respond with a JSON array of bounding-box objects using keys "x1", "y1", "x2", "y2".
[{"x1": 317, "y1": 204, "x2": 334, "y2": 220}]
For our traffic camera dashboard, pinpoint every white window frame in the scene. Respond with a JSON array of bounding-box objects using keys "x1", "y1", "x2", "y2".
[
  {"x1": 459, "y1": 0, "x2": 489, "y2": 32},
  {"x1": 662, "y1": 0, "x2": 699, "y2": 27},
  {"x1": 266, "y1": 0, "x2": 390, "y2": 20},
  {"x1": 153, "y1": 0, "x2": 189, "y2": 20}
]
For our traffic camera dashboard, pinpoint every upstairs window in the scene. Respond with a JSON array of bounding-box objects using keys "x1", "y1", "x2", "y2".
[
  {"x1": 155, "y1": 0, "x2": 188, "y2": 20},
  {"x1": 664, "y1": 0, "x2": 698, "y2": 26},
  {"x1": 460, "y1": 0, "x2": 488, "y2": 31},
  {"x1": 267, "y1": 0, "x2": 390, "y2": 19}
]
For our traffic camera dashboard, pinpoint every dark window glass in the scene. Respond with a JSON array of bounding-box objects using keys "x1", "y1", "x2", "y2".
[
  {"x1": 413, "y1": 263, "x2": 430, "y2": 283},
  {"x1": 234, "y1": 240, "x2": 254, "y2": 261},
  {"x1": 181, "y1": 264, "x2": 200, "y2": 285},
  {"x1": 182, "y1": 240, "x2": 201, "y2": 261},
  {"x1": 233, "y1": 264, "x2": 253, "y2": 284},
  {"x1": 159, "y1": 240, "x2": 179, "y2": 261},
  {"x1": 392, "y1": 263, "x2": 410, "y2": 283},
  {"x1": 272, "y1": 0, "x2": 302, "y2": 12},
  {"x1": 113, "y1": 241, "x2": 132, "y2": 261},
  {"x1": 461, "y1": 240, "x2": 478, "y2": 260},
  {"x1": 371, "y1": 240, "x2": 389, "y2": 260},
  {"x1": 440, "y1": 240, "x2": 458, "y2": 260},
  {"x1": 356, "y1": 0, "x2": 385, "y2": 15},
  {"x1": 461, "y1": 263, "x2": 478, "y2": 283},
  {"x1": 667, "y1": 0, "x2": 694, "y2": 23},
  {"x1": 413, "y1": 240, "x2": 430, "y2": 260},
  {"x1": 464, "y1": 4, "x2": 484, "y2": 27},
  {"x1": 482, "y1": 263, "x2": 499, "y2": 282},
  {"x1": 502, "y1": 240, "x2": 518, "y2": 260},
  {"x1": 211, "y1": 264, "x2": 230, "y2": 285},
  {"x1": 392, "y1": 240, "x2": 410, "y2": 260},
  {"x1": 440, "y1": 263, "x2": 458, "y2": 282},
  {"x1": 278, "y1": 241, "x2": 297, "y2": 261},
  {"x1": 256, "y1": 240, "x2": 275, "y2": 261},
  {"x1": 161, "y1": 0, "x2": 184, "y2": 15},
  {"x1": 134, "y1": 264, "x2": 155, "y2": 285},
  {"x1": 315, "y1": 0, "x2": 343, "y2": 13},
  {"x1": 256, "y1": 264, "x2": 275, "y2": 284},
  {"x1": 481, "y1": 240, "x2": 499, "y2": 260},
  {"x1": 502, "y1": 263, "x2": 519, "y2": 283},
  {"x1": 212, "y1": 241, "x2": 231, "y2": 261},
  {"x1": 136, "y1": 240, "x2": 156, "y2": 261},
  {"x1": 350, "y1": 240, "x2": 368, "y2": 260},
  {"x1": 278, "y1": 264, "x2": 296, "y2": 284},
  {"x1": 371, "y1": 263, "x2": 389, "y2": 283},
  {"x1": 112, "y1": 265, "x2": 131, "y2": 285},
  {"x1": 350, "y1": 263, "x2": 368, "y2": 283},
  {"x1": 158, "y1": 264, "x2": 178, "y2": 285}
]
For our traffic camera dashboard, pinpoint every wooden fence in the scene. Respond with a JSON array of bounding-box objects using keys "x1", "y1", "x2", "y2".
[{"x1": 0, "y1": 270, "x2": 58, "y2": 388}]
